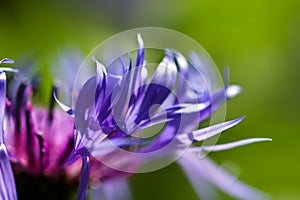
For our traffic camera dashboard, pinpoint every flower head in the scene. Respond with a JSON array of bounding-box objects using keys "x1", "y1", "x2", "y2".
[
  {"x1": 58, "y1": 35, "x2": 271, "y2": 200},
  {"x1": 0, "y1": 33, "x2": 271, "y2": 200}
]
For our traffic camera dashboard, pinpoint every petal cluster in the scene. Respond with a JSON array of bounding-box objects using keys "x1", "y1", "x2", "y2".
[
  {"x1": 61, "y1": 36, "x2": 271, "y2": 199},
  {"x1": 0, "y1": 33, "x2": 271, "y2": 200}
]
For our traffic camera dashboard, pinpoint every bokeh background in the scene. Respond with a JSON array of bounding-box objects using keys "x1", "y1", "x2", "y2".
[{"x1": 0, "y1": 0, "x2": 299, "y2": 199}]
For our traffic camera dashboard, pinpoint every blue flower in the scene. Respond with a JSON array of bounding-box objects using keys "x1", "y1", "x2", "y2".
[
  {"x1": 0, "y1": 36, "x2": 271, "y2": 200},
  {"x1": 58, "y1": 35, "x2": 271, "y2": 200}
]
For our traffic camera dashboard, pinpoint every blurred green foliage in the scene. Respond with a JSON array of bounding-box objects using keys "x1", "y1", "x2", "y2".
[{"x1": 1, "y1": 0, "x2": 300, "y2": 199}]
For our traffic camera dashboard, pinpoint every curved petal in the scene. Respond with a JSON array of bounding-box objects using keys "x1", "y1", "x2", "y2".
[
  {"x1": 178, "y1": 152, "x2": 268, "y2": 200},
  {"x1": 53, "y1": 86, "x2": 74, "y2": 116},
  {"x1": 199, "y1": 138, "x2": 272, "y2": 152},
  {"x1": 192, "y1": 116, "x2": 245, "y2": 142},
  {"x1": 0, "y1": 58, "x2": 14, "y2": 64}
]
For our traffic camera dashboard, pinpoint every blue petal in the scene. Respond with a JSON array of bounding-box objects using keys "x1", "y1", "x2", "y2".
[
  {"x1": 0, "y1": 145, "x2": 17, "y2": 200},
  {"x1": 134, "y1": 83, "x2": 173, "y2": 124},
  {"x1": 93, "y1": 58, "x2": 108, "y2": 112},
  {"x1": 0, "y1": 73, "x2": 6, "y2": 143},
  {"x1": 192, "y1": 116, "x2": 245, "y2": 142},
  {"x1": 0, "y1": 58, "x2": 14, "y2": 64},
  {"x1": 172, "y1": 51, "x2": 190, "y2": 102},
  {"x1": 151, "y1": 55, "x2": 177, "y2": 90},
  {"x1": 139, "y1": 120, "x2": 180, "y2": 153},
  {"x1": 53, "y1": 86, "x2": 74, "y2": 116},
  {"x1": 134, "y1": 102, "x2": 209, "y2": 133},
  {"x1": 128, "y1": 34, "x2": 148, "y2": 108},
  {"x1": 135, "y1": 33, "x2": 144, "y2": 68},
  {"x1": 77, "y1": 156, "x2": 90, "y2": 200},
  {"x1": 74, "y1": 76, "x2": 98, "y2": 135},
  {"x1": 196, "y1": 85, "x2": 241, "y2": 123},
  {"x1": 132, "y1": 54, "x2": 177, "y2": 124},
  {"x1": 109, "y1": 59, "x2": 134, "y2": 130},
  {"x1": 199, "y1": 138, "x2": 272, "y2": 152}
]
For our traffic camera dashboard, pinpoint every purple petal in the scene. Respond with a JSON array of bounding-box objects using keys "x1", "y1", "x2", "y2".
[
  {"x1": 0, "y1": 58, "x2": 14, "y2": 64},
  {"x1": 85, "y1": 137, "x2": 145, "y2": 157},
  {"x1": 64, "y1": 131, "x2": 82, "y2": 166},
  {"x1": 139, "y1": 120, "x2": 180, "y2": 153},
  {"x1": 77, "y1": 156, "x2": 90, "y2": 200},
  {"x1": 0, "y1": 72, "x2": 6, "y2": 143},
  {"x1": 135, "y1": 33, "x2": 144, "y2": 68},
  {"x1": 0, "y1": 68, "x2": 19, "y2": 73},
  {"x1": 93, "y1": 58, "x2": 107, "y2": 112},
  {"x1": 151, "y1": 55, "x2": 177, "y2": 89},
  {"x1": 134, "y1": 102, "x2": 209, "y2": 133},
  {"x1": 111, "y1": 60, "x2": 133, "y2": 128},
  {"x1": 199, "y1": 138, "x2": 272, "y2": 152},
  {"x1": 0, "y1": 143, "x2": 17, "y2": 200},
  {"x1": 124, "y1": 34, "x2": 147, "y2": 112},
  {"x1": 134, "y1": 84, "x2": 173, "y2": 124},
  {"x1": 74, "y1": 76, "x2": 98, "y2": 135},
  {"x1": 172, "y1": 51, "x2": 190, "y2": 102},
  {"x1": 178, "y1": 152, "x2": 267, "y2": 200},
  {"x1": 197, "y1": 85, "x2": 240, "y2": 123},
  {"x1": 53, "y1": 86, "x2": 74, "y2": 116},
  {"x1": 177, "y1": 153, "x2": 219, "y2": 200},
  {"x1": 192, "y1": 116, "x2": 245, "y2": 142},
  {"x1": 137, "y1": 54, "x2": 178, "y2": 114},
  {"x1": 224, "y1": 66, "x2": 230, "y2": 88},
  {"x1": 90, "y1": 179, "x2": 132, "y2": 200},
  {"x1": 128, "y1": 34, "x2": 148, "y2": 108}
]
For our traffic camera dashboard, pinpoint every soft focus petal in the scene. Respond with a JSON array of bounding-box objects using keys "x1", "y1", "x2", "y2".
[
  {"x1": 90, "y1": 179, "x2": 132, "y2": 200},
  {"x1": 177, "y1": 153, "x2": 219, "y2": 200},
  {"x1": 225, "y1": 84, "x2": 242, "y2": 98},
  {"x1": 178, "y1": 152, "x2": 267, "y2": 200}
]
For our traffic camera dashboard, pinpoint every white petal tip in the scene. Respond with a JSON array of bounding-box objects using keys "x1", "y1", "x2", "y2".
[
  {"x1": 226, "y1": 85, "x2": 242, "y2": 98},
  {"x1": 137, "y1": 33, "x2": 144, "y2": 48},
  {"x1": 260, "y1": 138, "x2": 272, "y2": 142}
]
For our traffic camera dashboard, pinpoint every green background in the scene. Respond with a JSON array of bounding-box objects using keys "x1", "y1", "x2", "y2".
[{"x1": 1, "y1": 0, "x2": 299, "y2": 199}]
